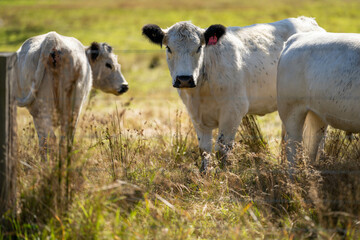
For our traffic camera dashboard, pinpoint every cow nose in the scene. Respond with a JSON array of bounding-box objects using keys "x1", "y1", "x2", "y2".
[
  {"x1": 173, "y1": 75, "x2": 196, "y2": 88},
  {"x1": 118, "y1": 85, "x2": 129, "y2": 94}
]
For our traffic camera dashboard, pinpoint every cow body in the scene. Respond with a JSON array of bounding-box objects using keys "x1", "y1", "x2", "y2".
[
  {"x1": 278, "y1": 31, "x2": 360, "y2": 165},
  {"x1": 14, "y1": 32, "x2": 128, "y2": 157},
  {"x1": 143, "y1": 17, "x2": 324, "y2": 172}
]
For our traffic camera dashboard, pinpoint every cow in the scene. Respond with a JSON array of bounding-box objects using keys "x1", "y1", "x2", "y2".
[
  {"x1": 278, "y1": 31, "x2": 360, "y2": 167},
  {"x1": 13, "y1": 31, "x2": 128, "y2": 158},
  {"x1": 142, "y1": 17, "x2": 325, "y2": 172}
]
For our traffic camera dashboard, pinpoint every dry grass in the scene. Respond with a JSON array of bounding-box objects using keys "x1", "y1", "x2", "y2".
[
  {"x1": 4, "y1": 101, "x2": 360, "y2": 239},
  {"x1": 313, "y1": 130, "x2": 360, "y2": 234}
]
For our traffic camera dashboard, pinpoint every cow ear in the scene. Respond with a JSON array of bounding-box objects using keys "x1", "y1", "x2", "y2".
[
  {"x1": 103, "y1": 43, "x2": 113, "y2": 53},
  {"x1": 142, "y1": 24, "x2": 165, "y2": 47},
  {"x1": 90, "y1": 42, "x2": 100, "y2": 61},
  {"x1": 204, "y1": 24, "x2": 226, "y2": 46}
]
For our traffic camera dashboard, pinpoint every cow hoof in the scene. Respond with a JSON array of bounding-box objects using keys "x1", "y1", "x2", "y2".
[
  {"x1": 200, "y1": 160, "x2": 208, "y2": 175},
  {"x1": 288, "y1": 167, "x2": 296, "y2": 182},
  {"x1": 219, "y1": 158, "x2": 230, "y2": 170},
  {"x1": 200, "y1": 165, "x2": 207, "y2": 175}
]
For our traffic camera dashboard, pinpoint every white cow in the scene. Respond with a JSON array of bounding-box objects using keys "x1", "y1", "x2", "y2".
[
  {"x1": 14, "y1": 31, "x2": 128, "y2": 158},
  {"x1": 142, "y1": 17, "x2": 325, "y2": 172},
  {"x1": 278, "y1": 31, "x2": 360, "y2": 166}
]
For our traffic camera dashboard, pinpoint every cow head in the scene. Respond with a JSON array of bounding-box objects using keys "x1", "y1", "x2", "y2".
[
  {"x1": 142, "y1": 22, "x2": 226, "y2": 88},
  {"x1": 86, "y1": 42, "x2": 128, "y2": 95}
]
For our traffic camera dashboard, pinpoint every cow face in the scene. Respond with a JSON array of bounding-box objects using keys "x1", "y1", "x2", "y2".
[
  {"x1": 142, "y1": 22, "x2": 226, "y2": 88},
  {"x1": 87, "y1": 42, "x2": 128, "y2": 95}
]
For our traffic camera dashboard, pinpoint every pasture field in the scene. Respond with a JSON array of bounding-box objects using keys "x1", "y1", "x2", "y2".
[{"x1": 1, "y1": 0, "x2": 360, "y2": 239}]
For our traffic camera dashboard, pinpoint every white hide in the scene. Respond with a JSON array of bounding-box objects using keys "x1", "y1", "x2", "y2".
[
  {"x1": 278, "y1": 31, "x2": 360, "y2": 165},
  {"x1": 162, "y1": 17, "x2": 325, "y2": 169},
  {"x1": 14, "y1": 31, "x2": 127, "y2": 157}
]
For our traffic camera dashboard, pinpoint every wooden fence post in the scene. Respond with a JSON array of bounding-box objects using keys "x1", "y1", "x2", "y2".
[{"x1": 0, "y1": 52, "x2": 17, "y2": 220}]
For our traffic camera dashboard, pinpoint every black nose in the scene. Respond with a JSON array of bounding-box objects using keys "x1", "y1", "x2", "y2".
[
  {"x1": 118, "y1": 85, "x2": 129, "y2": 94},
  {"x1": 173, "y1": 75, "x2": 196, "y2": 88}
]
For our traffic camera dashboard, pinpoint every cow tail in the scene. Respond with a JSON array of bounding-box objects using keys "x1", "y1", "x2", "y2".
[{"x1": 48, "y1": 47, "x2": 63, "y2": 115}]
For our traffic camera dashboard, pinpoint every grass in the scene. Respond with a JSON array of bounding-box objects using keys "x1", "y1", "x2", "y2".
[
  {"x1": 2, "y1": 0, "x2": 360, "y2": 239},
  {"x1": 11, "y1": 108, "x2": 360, "y2": 239},
  {"x1": 2, "y1": 0, "x2": 360, "y2": 52}
]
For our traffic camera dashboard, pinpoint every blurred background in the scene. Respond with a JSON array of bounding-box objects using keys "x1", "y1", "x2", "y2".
[
  {"x1": 2, "y1": 0, "x2": 359, "y2": 143},
  {"x1": 1, "y1": 0, "x2": 360, "y2": 106}
]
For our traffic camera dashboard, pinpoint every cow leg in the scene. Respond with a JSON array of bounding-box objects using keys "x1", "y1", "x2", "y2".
[
  {"x1": 195, "y1": 127, "x2": 212, "y2": 173},
  {"x1": 282, "y1": 108, "x2": 307, "y2": 169},
  {"x1": 303, "y1": 111, "x2": 327, "y2": 162},
  {"x1": 281, "y1": 122, "x2": 286, "y2": 142},
  {"x1": 59, "y1": 103, "x2": 80, "y2": 160},
  {"x1": 58, "y1": 69, "x2": 84, "y2": 160},
  {"x1": 280, "y1": 122, "x2": 287, "y2": 163},
  {"x1": 59, "y1": 123, "x2": 75, "y2": 160},
  {"x1": 215, "y1": 109, "x2": 244, "y2": 169},
  {"x1": 32, "y1": 116, "x2": 56, "y2": 161}
]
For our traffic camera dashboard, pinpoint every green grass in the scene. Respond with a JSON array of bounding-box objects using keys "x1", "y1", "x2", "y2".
[
  {"x1": 2, "y1": 0, "x2": 360, "y2": 52},
  {"x1": 2, "y1": 0, "x2": 360, "y2": 239},
  {"x1": 2, "y1": 0, "x2": 360, "y2": 103},
  {"x1": 2, "y1": 0, "x2": 360, "y2": 102}
]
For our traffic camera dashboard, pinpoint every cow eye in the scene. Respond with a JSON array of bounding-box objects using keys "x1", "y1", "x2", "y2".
[
  {"x1": 196, "y1": 45, "x2": 202, "y2": 53},
  {"x1": 166, "y1": 46, "x2": 172, "y2": 54},
  {"x1": 105, "y1": 63, "x2": 113, "y2": 70}
]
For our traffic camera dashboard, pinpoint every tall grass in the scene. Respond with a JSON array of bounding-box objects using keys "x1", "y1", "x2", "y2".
[
  {"x1": 314, "y1": 130, "x2": 360, "y2": 235},
  {"x1": 4, "y1": 104, "x2": 360, "y2": 239}
]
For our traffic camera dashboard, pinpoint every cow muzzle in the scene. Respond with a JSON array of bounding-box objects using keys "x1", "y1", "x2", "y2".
[
  {"x1": 117, "y1": 84, "x2": 129, "y2": 95},
  {"x1": 173, "y1": 75, "x2": 196, "y2": 88}
]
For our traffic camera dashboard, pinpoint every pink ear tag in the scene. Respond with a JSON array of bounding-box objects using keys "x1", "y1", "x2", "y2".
[{"x1": 208, "y1": 35, "x2": 218, "y2": 45}]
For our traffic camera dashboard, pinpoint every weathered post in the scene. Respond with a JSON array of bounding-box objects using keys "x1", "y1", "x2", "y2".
[{"x1": 0, "y1": 52, "x2": 17, "y2": 219}]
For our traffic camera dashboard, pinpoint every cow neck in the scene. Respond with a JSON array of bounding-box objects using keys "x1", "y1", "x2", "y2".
[
  {"x1": 197, "y1": 60, "x2": 207, "y2": 86},
  {"x1": 202, "y1": 46, "x2": 219, "y2": 85},
  {"x1": 85, "y1": 50, "x2": 94, "y2": 77}
]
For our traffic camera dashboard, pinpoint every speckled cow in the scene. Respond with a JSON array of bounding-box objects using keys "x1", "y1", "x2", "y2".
[
  {"x1": 142, "y1": 17, "x2": 324, "y2": 172},
  {"x1": 14, "y1": 31, "x2": 128, "y2": 158},
  {"x1": 278, "y1": 31, "x2": 360, "y2": 166}
]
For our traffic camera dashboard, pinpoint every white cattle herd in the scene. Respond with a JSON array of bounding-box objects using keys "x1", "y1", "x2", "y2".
[{"x1": 12, "y1": 17, "x2": 360, "y2": 172}]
